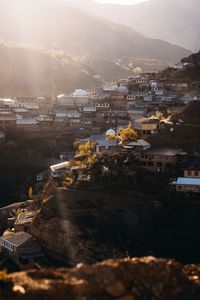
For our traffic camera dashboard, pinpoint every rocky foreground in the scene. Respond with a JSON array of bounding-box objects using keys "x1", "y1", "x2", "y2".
[{"x1": 1, "y1": 257, "x2": 200, "y2": 300}]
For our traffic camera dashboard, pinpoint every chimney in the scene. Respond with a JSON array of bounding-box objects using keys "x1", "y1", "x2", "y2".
[{"x1": 52, "y1": 80, "x2": 58, "y2": 106}]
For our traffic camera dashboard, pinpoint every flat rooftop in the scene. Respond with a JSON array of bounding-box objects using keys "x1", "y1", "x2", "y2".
[
  {"x1": 144, "y1": 148, "x2": 183, "y2": 156},
  {"x1": 176, "y1": 178, "x2": 200, "y2": 186},
  {"x1": 1, "y1": 232, "x2": 32, "y2": 247}
]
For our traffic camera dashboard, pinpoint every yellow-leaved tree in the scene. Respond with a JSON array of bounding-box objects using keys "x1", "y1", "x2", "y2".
[
  {"x1": 78, "y1": 142, "x2": 95, "y2": 156},
  {"x1": 154, "y1": 111, "x2": 164, "y2": 121},
  {"x1": 75, "y1": 141, "x2": 96, "y2": 166},
  {"x1": 106, "y1": 134, "x2": 116, "y2": 141},
  {"x1": 133, "y1": 67, "x2": 142, "y2": 74},
  {"x1": 120, "y1": 125, "x2": 137, "y2": 143}
]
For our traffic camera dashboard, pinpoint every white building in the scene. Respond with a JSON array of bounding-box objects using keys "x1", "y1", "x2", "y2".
[
  {"x1": 118, "y1": 86, "x2": 128, "y2": 94},
  {"x1": 155, "y1": 89, "x2": 164, "y2": 96},
  {"x1": 57, "y1": 94, "x2": 75, "y2": 107},
  {"x1": 83, "y1": 106, "x2": 96, "y2": 113},
  {"x1": 103, "y1": 84, "x2": 118, "y2": 93},
  {"x1": 55, "y1": 110, "x2": 81, "y2": 118},
  {"x1": 71, "y1": 89, "x2": 89, "y2": 105},
  {"x1": 16, "y1": 117, "x2": 39, "y2": 131},
  {"x1": 72, "y1": 89, "x2": 88, "y2": 98},
  {"x1": 16, "y1": 117, "x2": 38, "y2": 125},
  {"x1": 21, "y1": 103, "x2": 39, "y2": 110},
  {"x1": 37, "y1": 115, "x2": 53, "y2": 122},
  {"x1": 173, "y1": 64, "x2": 184, "y2": 70},
  {"x1": 0, "y1": 99, "x2": 17, "y2": 108}
]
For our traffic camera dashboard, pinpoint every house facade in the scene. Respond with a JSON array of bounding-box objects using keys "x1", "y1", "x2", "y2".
[
  {"x1": 0, "y1": 112, "x2": 16, "y2": 127},
  {"x1": 0, "y1": 232, "x2": 44, "y2": 269},
  {"x1": 140, "y1": 148, "x2": 186, "y2": 172},
  {"x1": 14, "y1": 211, "x2": 35, "y2": 233},
  {"x1": 175, "y1": 178, "x2": 200, "y2": 193},
  {"x1": 96, "y1": 140, "x2": 118, "y2": 153},
  {"x1": 134, "y1": 118, "x2": 160, "y2": 136},
  {"x1": 184, "y1": 163, "x2": 200, "y2": 178}
]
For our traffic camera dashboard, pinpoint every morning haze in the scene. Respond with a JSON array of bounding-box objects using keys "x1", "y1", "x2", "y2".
[{"x1": 0, "y1": 1, "x2": 200, "y2": 299}]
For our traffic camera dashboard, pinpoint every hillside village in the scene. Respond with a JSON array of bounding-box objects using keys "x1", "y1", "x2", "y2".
[
  {"x1": 1, "y1": 1, "x2": 200, "y2": 299},
  {"x1": 0, "y1": 59, "x2": 199, "y2": 133},
  {"x1": 0, "y1": 54, "x2": 200, "y2": 271}
]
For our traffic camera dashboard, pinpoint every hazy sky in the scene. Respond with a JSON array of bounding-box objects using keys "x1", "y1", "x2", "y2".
[{"x1": 95, "y1": 0, "x2": 148, "y2": 5}]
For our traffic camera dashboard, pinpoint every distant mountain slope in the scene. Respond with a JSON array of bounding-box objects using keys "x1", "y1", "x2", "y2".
[
  {"x1": 73, "y1": 0, "x2": 200, "y2": 52},
  {"x1": 182, "y1": 51, "x2": 200, "y2": 68},
  {"x1": 0, "y1": 0, "x2": 191, "y2": 82},
  {"x1": 0, "y1": 42, "x2": 101, "y2": 97},
  {"x1": 160, "y1": 51, "x2": 200, "y2": 82}
]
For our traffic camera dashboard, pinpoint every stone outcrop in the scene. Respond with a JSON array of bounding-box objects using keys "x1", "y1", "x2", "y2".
[{"x1": 1, "y1": 257, "x2": 200, "y2": 300}]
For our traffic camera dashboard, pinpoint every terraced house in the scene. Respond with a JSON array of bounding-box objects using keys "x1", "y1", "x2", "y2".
[{"x1": 140, "y1": 148, "x2": 187, "y2": 172}]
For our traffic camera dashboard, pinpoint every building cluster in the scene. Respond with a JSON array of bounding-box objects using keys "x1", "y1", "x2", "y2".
[
  {"x1": 49, "y1": 125, "x2": 200, "y2": 194},
  {"x1": 0, "y1": 73, "x2": 199, "y2": 141},
  {"x1": 0, "y1": 200, "x2": 44, "y2": 270},
  {"x1": 0, "y1": 71, "x2": 200, "y2": 269}
]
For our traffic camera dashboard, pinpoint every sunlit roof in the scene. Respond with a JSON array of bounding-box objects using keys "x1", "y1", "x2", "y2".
[
  {"x1": 50, "y1": 161, "x2": 69, "y2": 172},
  {"x1": 73, "y1": 89, "x2": 88, "y2": 97},
  {"x1": 176, "y1": 178, "x2": 200, "y2": 186}
]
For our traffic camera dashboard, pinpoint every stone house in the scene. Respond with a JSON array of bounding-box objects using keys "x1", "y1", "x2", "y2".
[
  {"x1": 14, "y1": 211, "x2": 36, "y2": 233},
  {"x1": 175, "y1": 178, "x2": 200, "y2": 193},
  {"x1": 16, "y1": 117, "x2": 39, "y2": 131},
  {"x1": 134, "y1": 118, "x2": 160, "y2": 136},
  {"x1": 124, "y1": 139, "x2": 151, "y2": 153},
  {"x1": 0, "y1": 232, "x2": 44, "y2": 269},
  {"x1": 184, "y1": 163, "x2": 200, "y2": 178},
  {"x1": 0, "y1": 111, "x2": 16, "y2": 128},
  {"x1": 140, "y1": 148, "x2": 187, "y2": 172},
  {"x1": 96, "y1": 140, "x2": 118, "y2": 153}
]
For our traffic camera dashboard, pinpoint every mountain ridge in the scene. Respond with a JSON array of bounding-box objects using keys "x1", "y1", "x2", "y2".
[
  {"x1": 68, "y1": 0, "x2": 199, "y2": 51},
  {"x1": 0, "y1": 0, "x2": 192, "y2": 96}
]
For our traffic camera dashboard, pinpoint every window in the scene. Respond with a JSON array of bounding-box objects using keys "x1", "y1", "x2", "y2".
[
  {"x1": 187, "y1": 171, "x2": 192, "y2": 176},
  {"x1": 194, "y1": 171, "x2": 199, "y2": 177}
]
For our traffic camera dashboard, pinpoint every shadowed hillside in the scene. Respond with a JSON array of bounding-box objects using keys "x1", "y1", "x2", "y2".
[{"x1": 0, "y1": 0, "x2": 191, "y2": 96}]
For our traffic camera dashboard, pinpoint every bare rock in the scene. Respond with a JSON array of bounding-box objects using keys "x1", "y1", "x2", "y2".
[{"x1": 1, "y1": 257, "x2": 200, "y2": 300}]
